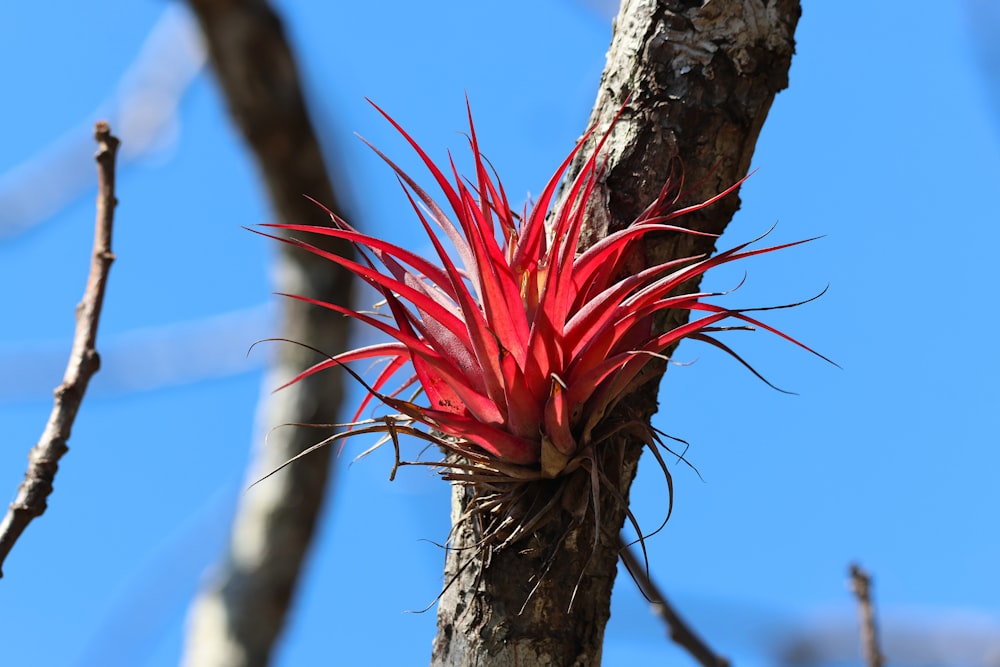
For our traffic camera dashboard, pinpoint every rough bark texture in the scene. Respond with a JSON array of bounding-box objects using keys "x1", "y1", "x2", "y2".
[
  {"x1": 181, "y1": 2, "x2": 353, "y2": 666},
  {"x1": 431, "y1": 1, "x2": 801, "y2": 665}
]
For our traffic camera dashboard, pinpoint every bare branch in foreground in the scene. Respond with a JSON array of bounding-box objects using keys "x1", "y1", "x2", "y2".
[
  {"x1": 0, "y1": 121, "x2": 120, "y2": 578},
  {"x1": 618, "y1": 534, "x2": 730, "y2": 667},
  {"x1": 850, "y1": 563, "x2": 886, "y2": 667}
]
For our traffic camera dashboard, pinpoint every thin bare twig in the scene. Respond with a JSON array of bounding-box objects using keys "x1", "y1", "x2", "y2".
[
  {"x1": 618, "y1": 534, "x2": 730, "y2": 667},
  {"x1": 0, "y1": 121, "x2": 120, "y2": 578},
  {"x1": 850, "y1": 563, "x2": 886, "y2": 667}
]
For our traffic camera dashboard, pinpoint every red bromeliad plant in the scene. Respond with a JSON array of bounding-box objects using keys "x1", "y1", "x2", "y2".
[{"x1": 256, "y1": 102, "x2": 825, "y2": 544}]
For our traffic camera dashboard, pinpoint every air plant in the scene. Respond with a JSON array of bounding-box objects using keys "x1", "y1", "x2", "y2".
[{"x1": 254, "y1": 101, "x2": 826, "y2": 549}]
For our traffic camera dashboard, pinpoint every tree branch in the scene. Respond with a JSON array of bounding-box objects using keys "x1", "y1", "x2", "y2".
[
  {"x1": 432, "y1": 1, "x2": 801, "y2": 664},
  {"x1": 618, "y1": 535, "x2": 729, "y2": 667},
  {"x1": 180, "y1": 1, "x2": 354, "y2": 665},
  {"x1": 0, "y1": 121, "x2": 120, "y2": 578},
  {"x1": 849, "y1": 563, "x2": 886, "y2": 667}
]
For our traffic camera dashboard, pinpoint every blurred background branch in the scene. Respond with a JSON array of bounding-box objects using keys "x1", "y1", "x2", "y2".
[
  {"x1": 179, "y1": 0, "x2": 353, "y2": 665},
  {"x1": 619, "y1": 534, "x2": 730, "y2": 667},
  {"x1": 850, "y1": 564, "x2": 885, "y2": 667},
  {"x1": 0, "y1": 6, "x2": 202, "y2": 239}
]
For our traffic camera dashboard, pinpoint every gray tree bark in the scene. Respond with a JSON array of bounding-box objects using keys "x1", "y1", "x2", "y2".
[
  {"x1": 180, "y1": 1, "x2": 354, "y2": 666},
  {"x1": 430, "y1": 1, "x2": 801, "y2": 665}
]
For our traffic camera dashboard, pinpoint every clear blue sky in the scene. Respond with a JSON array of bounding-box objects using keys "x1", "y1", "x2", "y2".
[{"x1": 2, "y1": 1, "x2": 998, "y2": 665}]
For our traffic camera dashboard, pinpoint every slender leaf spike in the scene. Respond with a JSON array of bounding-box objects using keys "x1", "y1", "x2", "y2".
[{"x1": 261, "y1": 102, "x2": 827, "y2": 482}]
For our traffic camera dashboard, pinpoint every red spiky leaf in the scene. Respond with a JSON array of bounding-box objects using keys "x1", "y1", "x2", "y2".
[{"x1": 263, "y1": 102, "x2": 827, "y2": 478}]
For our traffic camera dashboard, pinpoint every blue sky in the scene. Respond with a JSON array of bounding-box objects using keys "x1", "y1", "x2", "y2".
[{"x1": 2, "y1": 1, "x2": 999, "y2": 665}]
